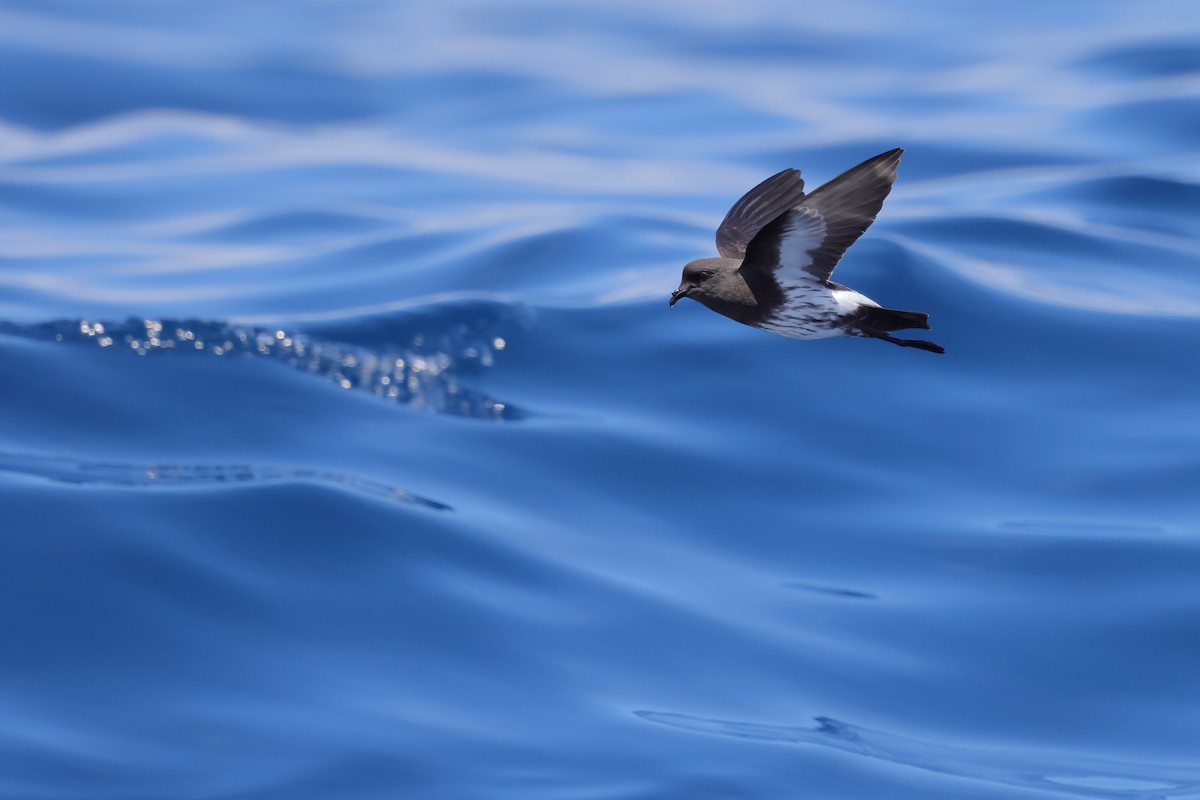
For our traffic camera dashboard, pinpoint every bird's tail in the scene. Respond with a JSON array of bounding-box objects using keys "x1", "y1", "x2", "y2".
[
  {"x1": 855, "y1": 307, "x2": 944, "y2": 354},
  {"x1": 857, "y1": 306, "x2": 929, "y2": 332}
]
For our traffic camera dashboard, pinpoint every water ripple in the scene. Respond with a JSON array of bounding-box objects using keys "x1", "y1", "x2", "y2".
[
  {"x1": 635, "y1": 711, "x2": 1200, "y2": 799},
  {"x1": 0, "y1": 302, "x2": 521, "y2": 420},
  {"x1": 0, "y1": 450, "x2": 450, "y2": 510}
]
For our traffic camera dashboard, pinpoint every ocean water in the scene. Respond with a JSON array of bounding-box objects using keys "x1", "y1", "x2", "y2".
[{"x1": 2, "y1": 1, "x2": 1199, "y2": 797}]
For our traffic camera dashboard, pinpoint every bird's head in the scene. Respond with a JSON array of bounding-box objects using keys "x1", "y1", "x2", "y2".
[{"x1": 670, "y1": 258, "x2": 728, "y2": 307}]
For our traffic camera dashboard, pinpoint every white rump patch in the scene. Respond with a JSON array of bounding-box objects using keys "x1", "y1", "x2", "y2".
[{"x1": 832, "y1": 288, "x2": 879, "y2": 313}]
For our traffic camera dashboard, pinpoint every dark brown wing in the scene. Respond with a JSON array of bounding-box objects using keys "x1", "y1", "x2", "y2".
[
  {"x1": 738, "y1": 149, "x2": 902, "y2": 299},
  {"x1": 789, "y1": 148, "x2": 902, "y2": 282},
  {"x1": 714, "y1": 168, "x2": 806, "y2": 259}
]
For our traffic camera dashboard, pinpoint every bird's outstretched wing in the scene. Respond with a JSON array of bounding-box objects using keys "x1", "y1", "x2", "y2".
[
  {"x1": 738, "y1": 149, "x2": 902, "y2": 295},
  {"x1": 715, "y1": 168, "x2": 806, "y2": 259}
]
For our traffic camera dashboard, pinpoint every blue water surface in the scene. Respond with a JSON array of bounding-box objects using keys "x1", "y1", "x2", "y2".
[{"x1": 2, "y1": 1, "x2": 1199, "y2": 798}]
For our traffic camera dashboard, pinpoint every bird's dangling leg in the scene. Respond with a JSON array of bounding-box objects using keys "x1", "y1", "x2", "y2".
[{"x1": 862, "y1": 330, "x2": 945, "y2": 354}]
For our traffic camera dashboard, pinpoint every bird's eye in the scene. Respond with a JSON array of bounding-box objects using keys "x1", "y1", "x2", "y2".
[{"x1": 698, "y1": 271, "x2": 713, "y2": 281}]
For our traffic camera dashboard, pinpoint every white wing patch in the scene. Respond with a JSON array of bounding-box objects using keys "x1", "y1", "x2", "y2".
[{"x1": 775, "y1": 206, "x2": 827, "y2": 283}]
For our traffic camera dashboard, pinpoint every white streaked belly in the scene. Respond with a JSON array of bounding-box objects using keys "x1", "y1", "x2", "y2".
[{"x1": 757, "y1": 284, "x2": 879, "y2": 339}]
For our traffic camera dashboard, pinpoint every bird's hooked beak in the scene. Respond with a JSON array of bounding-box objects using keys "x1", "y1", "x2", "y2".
[{"x1": 669, "y1": 285, "x2": 691, "y2": 307}]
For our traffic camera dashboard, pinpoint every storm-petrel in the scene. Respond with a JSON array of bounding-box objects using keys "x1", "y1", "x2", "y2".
[{"x1": 669, "y1": 148, "x2": 943, "y2": 353}]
